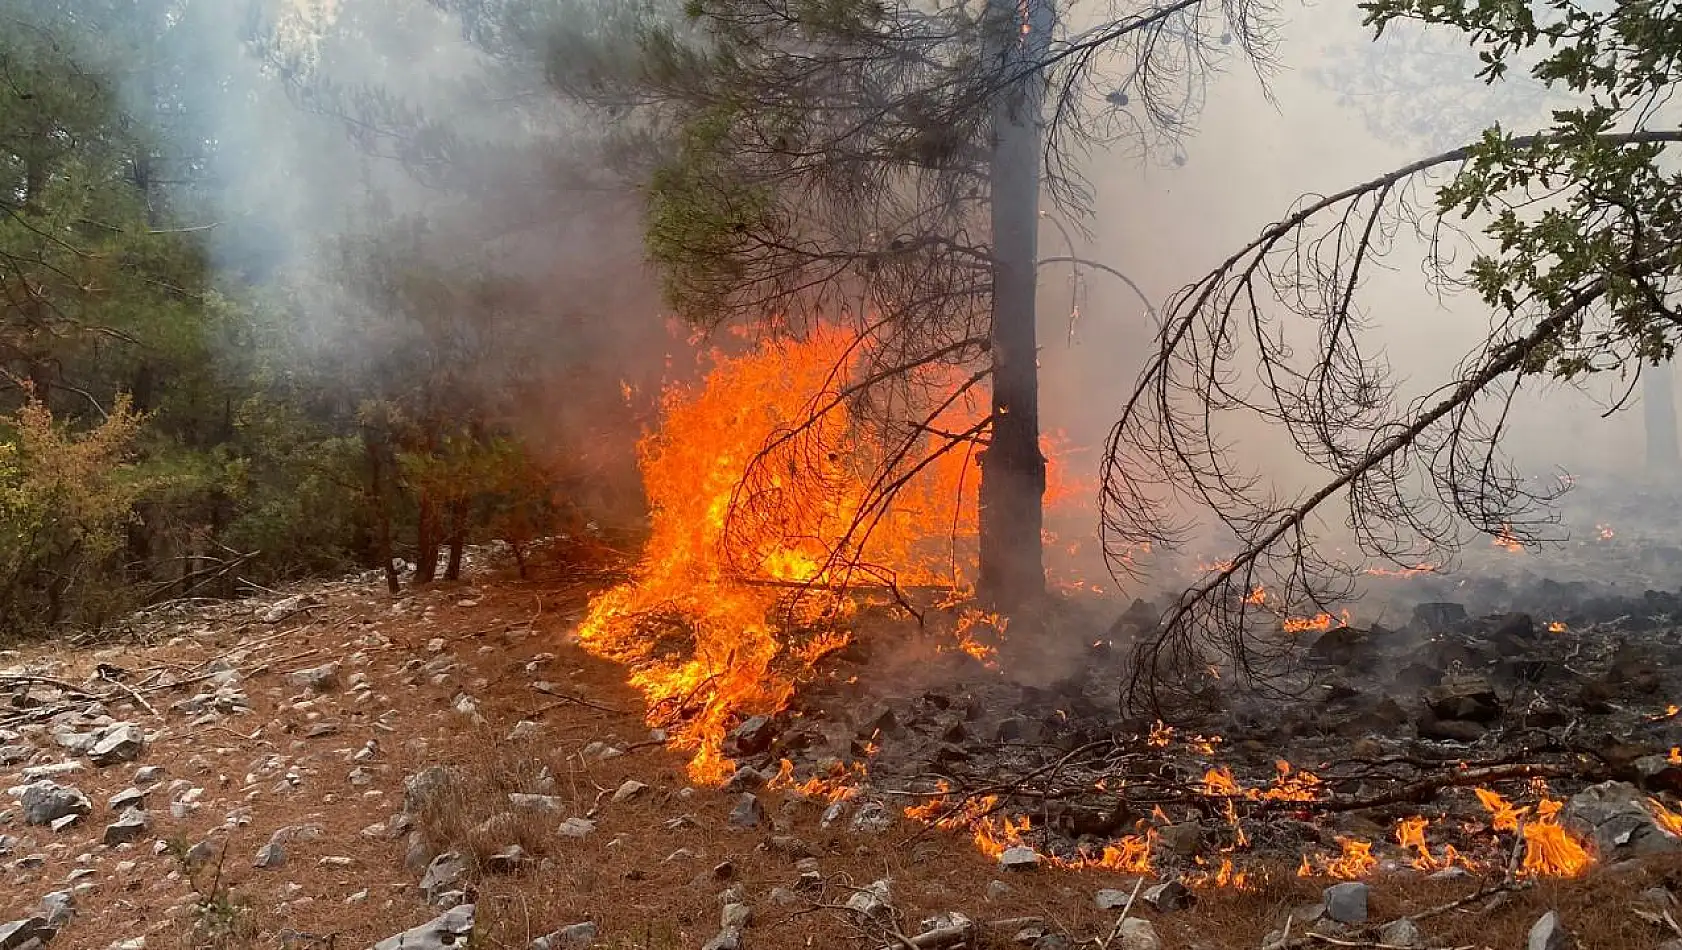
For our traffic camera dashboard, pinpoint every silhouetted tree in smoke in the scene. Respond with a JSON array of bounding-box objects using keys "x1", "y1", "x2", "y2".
[
  {"x1": 545, "y1": 0, "x2": 1275, "y2": 616},
  {"x1": 1106, "y1": 0, "x2": 1682, "y2": 714}
]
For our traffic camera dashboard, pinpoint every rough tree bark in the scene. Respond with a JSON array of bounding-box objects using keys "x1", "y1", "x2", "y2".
[
  {"x1": 1645, "y1": 362, "x2": 1679, "y2": 473},
  {"x1": 977, "y1": 0, "x2": 1050, "y2": 613}
]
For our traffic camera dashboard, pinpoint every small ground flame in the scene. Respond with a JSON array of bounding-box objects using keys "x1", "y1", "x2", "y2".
[{"x1": 1474, "y1": 787, "x2": 1593, "y2": 877}]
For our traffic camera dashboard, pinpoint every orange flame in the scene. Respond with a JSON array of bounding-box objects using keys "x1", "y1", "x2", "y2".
[
  {"x1": 1299, "y1": 837, "x2": 1377, "y2": 879},
  {"x1": 1493, "y1": 525, "x2": 1525, "y2": 553},
  {"x1": 1473, "y1": 787, "x2": 1592, "y2": 877},
  {"x1": 576, "y1": 326, "x2": 1087, "y2": 782},
  {"x1": 1395, "y1": 816, "x2": 1476, "y2": 872},
  {"x1": 1647, "y1": 797, "x2": 1682, "y2": 838}
]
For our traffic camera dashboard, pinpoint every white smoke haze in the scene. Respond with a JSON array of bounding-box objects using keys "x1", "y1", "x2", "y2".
[
  {"x1": 19, "y1": 0, "x2": 1663, "y2": 592},
  {"x1": 1036, "y1": 5, "x2": 1669, "y2": 598}
]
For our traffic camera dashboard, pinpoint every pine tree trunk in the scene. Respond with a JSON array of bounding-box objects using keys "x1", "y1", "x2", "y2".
[
  {"x1": 977, "y1": 0, "x2": 1050, "y2": 614},
  {"x1": 364, "y1": 428, "x2": 400, "y2": 595},
  {"x1": 1646, "y1": 362, "x2": 1679, "y2": 473},
  {"x1": 415, "y1": 494, "x2": 439, "y2": 584}
]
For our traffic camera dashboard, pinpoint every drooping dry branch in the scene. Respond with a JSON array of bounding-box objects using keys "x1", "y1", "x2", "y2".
[{"x1": 1101, "y1": 125, "x2": 1682, "y2": 715}]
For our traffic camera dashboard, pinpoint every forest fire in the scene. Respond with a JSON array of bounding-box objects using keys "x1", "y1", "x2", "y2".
[
  {"x1": 575, "y1": 325, "x2": 1088, "y2": 782},
  {"x1": 1474, "y1": 787, "x2": 1593, "y2": 877}
]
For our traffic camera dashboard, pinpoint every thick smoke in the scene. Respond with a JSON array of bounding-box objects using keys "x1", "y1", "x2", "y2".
[{"x1": 70, "y1": 0, "x2": 676, "y2": 520}]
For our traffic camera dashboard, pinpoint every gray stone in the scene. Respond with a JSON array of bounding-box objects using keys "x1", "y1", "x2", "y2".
[
  {"x1": 1116, "y1": 919, "x2": 1159, "y2": 950},
  {"x1": 846, "y1": 879, "x2": 892, "y2": 920},
  {"x1": 0, "y1": 918, "x2": 50, "y2": 950},
  {"x1": 17, "y1": 781, "x2": 90, "y2": 826},
  {"x1": 1563, "y1": 781, "x2": 1682, "y2": 860},
  {"x1": 1096, "y1": 888, "x2": 1136, "y2": 910},
  {"x1": 403, "y1": 766, "x2": 460, "y2": 815},
  {"x1": 421, "y1": 851, "x2": 467, "y2": 903},
  {"x1": 999, "y1": 845, "x2": 1041, "y2": 870},
  {"x1": 611, "y1": 780, "x2": 648, "y2": 803},
  {"x1": 108, "y1": 787, "x2": 146, "y2": 811},
  {"x1": 289, "y1": 663, "x2": 340, "y2": 693},
  {"x1": 1142, "y1": 880, "x2": 1192, "y2": 912},
  {"x1": 728, "y1": 793, "x2": 765, "y2": 828},
  {"x1": 1378, "y1": 918, "x2": 1424, "y2": 949},
  {"x1": 1527, "y1": 910, "x2": 1569, "y2": 950},
  {"x1": 702, "y1": 929, "x2": 742, "y2": 950},
  {"x1": 986, "y1": 880, "x2": 1012, "y2": 901},
  {"x1": 557, "y1": 817, "x2": 596, "y2": 838},
  {"x1": 531, "y1": 922, "x2": 598, "y2": 950},
  {"x1": 372, "y1": 904, "x2": 476, "y2": 950},
  {"x1": 87, "y1": 723, "x2": 144, "y2": 766},
  {"x1": 849, "y1": 800, "x2": 894, "y2": 834},
  {"x1": 254, "y1": 842, "x2": 286, "y2": 869},
  {"x1": 485, "y1": 845, "x2": 527, "y2": 873},
  {"x1": 133, "y1": 765, "x2": 164, "y2": 786},
  {"x1": 36, "y1": 891, "x2": 72, "y2": 928},
  {"x1": 102, "y1": 809, "x2": 149, "y2": 846},
  {"x1": 727, "y1": 715, "x2": 776, "y2": 755},
  {"x1": 721, "y1": 903, "x2": 752, "y2": 929},
  {"x1": 1322, "y1": 882, "x2": 1369, "y2": 924}
]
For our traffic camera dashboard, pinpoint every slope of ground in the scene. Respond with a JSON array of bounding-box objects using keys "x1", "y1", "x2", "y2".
[{"x1": 1, "y1": 556, "x2": 1679, "y2": 950}]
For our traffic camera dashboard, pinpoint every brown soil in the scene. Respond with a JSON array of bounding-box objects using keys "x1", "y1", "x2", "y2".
[{"x1": 1, "y1": 561, "x2": 1676, "y2": 950}]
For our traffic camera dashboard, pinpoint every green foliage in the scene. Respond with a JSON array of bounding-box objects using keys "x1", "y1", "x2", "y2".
[
  {"x1": 645, "y1": 104, "x2": 777, "y2": 323},
  {"x1": 1361, "y1": 0, "x2": 1682, "y2": 379}
]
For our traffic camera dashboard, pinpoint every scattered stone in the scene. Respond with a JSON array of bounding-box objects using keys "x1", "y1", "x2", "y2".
[
  {"x1": 721, "y1": 903, "x2": 752, "y2": 929},
  {"x1": 999, "y1": 845, "x2": 1041, "y2": 870},
  {"x1": 1563, "y1": 781, "x2": 1682, "y2": 859},
  {"x1": 1096, "y1": 888, "x2": 1136, "y2": 910},
  {"x1": 108, "y1": 788, "x2": 146, "y2": 811},
  {"x1": 727, "y1": 715, "x2": 777, "y2": 756},
  {"x1": 1158, "y1": 822, "x2": 1203, "y2": 857},
  {"x1": 986, "y1": 880, "x2": 1012, "y2": 901},
  {"x1": 531, "y1": 922, "x2": 598, "y2": 950},
  {"x1": 557, "y1": 817, "x2": 596, "y2": 838},
  {"x1": 508, "y1": 793, "x2": 564, "y2": 813},
  {"x1": 849, "y1": 800, "x2": 894, "y2": 834},
  {"x1": 1378, "y1": 918, "x2": 1425, "y2": 949},
  {"x1": 0, "y1": 917, "x2": 51, "y2": 950},
  {"x1": 103, "y1": 809, "x2": 149, "y2": 846},
  {"x1": 372, "y1": 904, "x2": 476, "y2": 950},
  {"x1": 254, "y1": 843, "x2": 285, "y2": 869},
  {"x1": 1142, "y1": 880, "x2": 1192, "y2": 912},
  {"x1": 1116, "y1": 919, "x2": 1159, "y2": 950},
  {"x1": 37, "y1": 891, "x2": 73, "y2": 928},
  {"x1": 1323, "y1": 882, "x2": 1369, "y2": 925},
  {"x1": 701, "y1": 928, "x2": 741, "y2": 950},
  {"x1": 87, "y1": 722, "x2": 145, "y2": 767},
  {"x1": 846, "y1": 879, "x2": 892, "y2": 920},
  {"x1": 420, "y1": 852, "x2": 467, "y2": 904},
  {"x1": 403, "y1": 766, "x2": 460, "y2": 814},
  {"x1": 728, "y1": 794, "x2": 765, "y2": 828},
  {"x1": 1527, "y1": 910, "x2": 1569, "y2": 950},
  {"x1": 289, "y1": 663, "x2": 340, "y2": 693},
  {"x1": 612, "y1": 780, "x2": 649, "y2": 803},
  {"x1": 1423, "y1": 677, "x2": 1502, "y2": 723},
  {"x1": 16, "y1": 781, "x2": 91, "y2": 826},
  {"x1": 486, "y1": 845, "x2": 527, "y2": 873}
]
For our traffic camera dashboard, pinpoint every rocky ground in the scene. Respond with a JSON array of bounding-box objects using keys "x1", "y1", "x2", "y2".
[{"x1": 5, "y1": 553, "x2": 1682, "y2": 950}]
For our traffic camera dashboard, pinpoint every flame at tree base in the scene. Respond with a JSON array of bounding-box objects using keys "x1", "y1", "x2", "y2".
[{"x1": 576, "y1": 324, "x2": 1084, "y2": 783}]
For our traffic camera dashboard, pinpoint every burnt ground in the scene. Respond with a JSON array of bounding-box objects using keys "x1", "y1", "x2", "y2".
[{"x1": 5, "y1": 529, "x2": 1682, "y2": 949}]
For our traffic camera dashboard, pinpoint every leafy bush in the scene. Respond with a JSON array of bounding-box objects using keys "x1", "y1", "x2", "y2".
[{"x1": 0, "y1": 397, "x2": 147, "y2": 633}]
